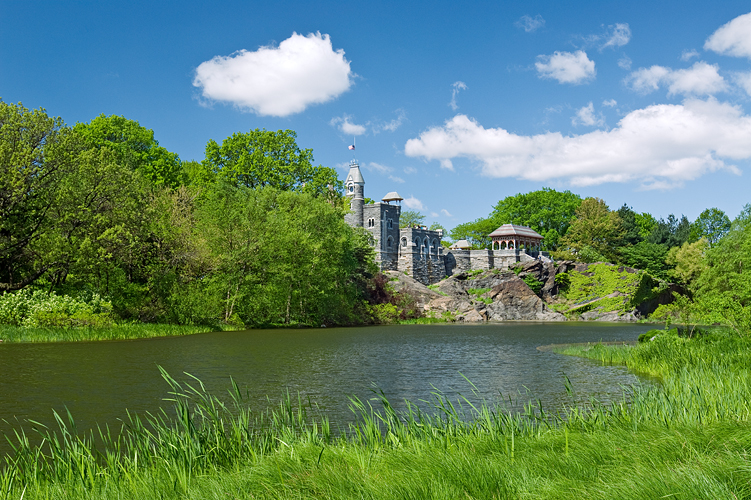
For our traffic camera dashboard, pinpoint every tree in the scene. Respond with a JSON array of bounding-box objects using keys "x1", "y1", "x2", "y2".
[
  {"x1": 74, "y1": 115, "x2": 183, "y2": 188},
  {"x1": 488, "y1": 188, "x2": 582, "y2": 249},
  {"x1": 616, "y1": 204, "x2": 643, "y2": 246},
  {"x1": 450, "y1": 188, "x2": 582, "y2": 249},
  {"x1": 560, "y1": 197, "x2": 624, "y2": 263},
  {"x1": 429, "y1": 222, "x2": 446, "y2": 232},
  {"x1": 621, "y1": 242, "x2": 670, "y2": 279},
  {"x1": 647, "y1": 214, "x2": 690, "y2": 248},
  {"x1": 400, "y1": 210, "x2": 426, "y2": 228},
  {"x1": 666, "y1": 238, "x2": 708, "y2": 290},
  {"x1": 202, "y1": 129, "x2": 342, "y2": 197},
  {"x1": 689, "y1": 208, "x2": 731, "y2": 246},
  {"x1": 0, "y1": 101, "x2": 79, "y2": 291}
]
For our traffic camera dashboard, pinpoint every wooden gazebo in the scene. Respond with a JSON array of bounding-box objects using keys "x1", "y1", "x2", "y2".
[{"x1": 488, "y1": 224, "x2": 543, "y2": 251}]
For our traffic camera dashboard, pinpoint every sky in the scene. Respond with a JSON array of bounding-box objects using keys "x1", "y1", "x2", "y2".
[{"x1": 2, "y1": 0, "x2": 751, "y2": 233}]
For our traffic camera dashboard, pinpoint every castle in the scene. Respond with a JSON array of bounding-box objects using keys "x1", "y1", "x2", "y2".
[{"x1": 343, "y1": 160, "x2": 550, "y2": 285}]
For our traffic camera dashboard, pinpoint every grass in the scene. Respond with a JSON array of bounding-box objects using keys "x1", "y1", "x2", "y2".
[
  {"x1": 0, "y1": 324, "x2": 234, "y2": 343},
  {"x1": 4, "y1": 328, "x2": 751, "y2": 498}
]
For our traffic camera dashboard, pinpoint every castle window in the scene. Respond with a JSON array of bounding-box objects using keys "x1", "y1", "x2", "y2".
[
  {"x1": 349, "y1": 185, "x2": 354, "y2": 193},
  {"x1": 401, "y1": 237, "x2": 407, "y2": 247},
  {"x1": 387, "y1": 236, "x2": 393, "y2": 248},
  {"x1": 387, "y1": 218, "x2": 393, "y2": 229},
  {"x1": 368, "y1": 218, "x2": 375, "y2": 227}
]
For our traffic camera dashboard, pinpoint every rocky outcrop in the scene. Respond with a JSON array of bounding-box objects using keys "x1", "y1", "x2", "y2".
[{"x1": 385, "y1": 260, "x2": 675, "y2": 324}]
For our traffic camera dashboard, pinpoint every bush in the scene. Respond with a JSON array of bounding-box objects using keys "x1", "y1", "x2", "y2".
[{"x1": 0, "y1": 289, "x2": 114, "y2": 327}]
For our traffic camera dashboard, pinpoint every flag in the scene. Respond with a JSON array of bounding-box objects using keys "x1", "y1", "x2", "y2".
[{"x1": 348, "y1": 145, "x2": 355, "y2": 150}]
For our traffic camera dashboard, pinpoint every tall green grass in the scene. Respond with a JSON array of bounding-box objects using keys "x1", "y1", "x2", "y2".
[
  {"x1": 3, "y1": 329, "x2": 751, "y2": 498},
  {"x1": 0, "y1": 324, "x2": 231, "y2": 343}
]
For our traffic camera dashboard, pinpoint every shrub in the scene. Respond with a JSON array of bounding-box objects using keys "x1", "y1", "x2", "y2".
[{"x1": 0, "y1": 289, "x2": 114, "y2": 327}]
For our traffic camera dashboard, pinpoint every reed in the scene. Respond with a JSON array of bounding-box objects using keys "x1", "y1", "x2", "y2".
[
  {"x1": 0, "y1": 324, "x2": 230, "y2": 343},
  {"x1": 3, "y1": 328, "x2": 751, "y2": 498}
]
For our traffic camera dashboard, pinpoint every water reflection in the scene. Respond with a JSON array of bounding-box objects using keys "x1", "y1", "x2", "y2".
[{"x1": 0, "y1": 322, "x2": 653, "y2": 455}]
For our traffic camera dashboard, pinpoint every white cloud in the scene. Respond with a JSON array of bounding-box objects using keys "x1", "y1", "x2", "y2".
[
  {"x1": 440, "y1": 209, "x2": 453, "y2": 217},
  {"x1": 602, "y1": 99, "x2": 617, "y2": 107},
  {"x1": 572, "y1": 102, "x2": 605, "y2": 127},
  {"x1": 377, "y1": 109, "x2": 407, "y2": 133},
  {"x1": 404, "y1": 196, "x2": 425, "y2": 210},
  {"x1": 449, "y1": 81, "x2": 467, "y2": 111},
  {"x1": 366, "y1": 162, "x2": 405, "y2": 184},
  {"x1": 705, "y1": 11, "x2": 751, "y2": 59},
  {"x1": 680, "y1": 49, "x2": 700, "y2": 61},
  {"x1": 193, "y1": 32, "x2": 353, "y2": 117},
  {"x1": 535, "y1": 51, "x2": 596, "y2": 84},
  {"x1": 618, "y1": 55, "x2": 632, "y2": 70},
  {"x1": 404, "y1": 98, "x2": 750, "y2": 189},
  {"x1": 403, "y1": 166, "x2": 418, "y2": 174},
  {"x1": 734, "y1": 71, "x2": 751, "y2": 97},
  {"x1": 330, "y1": 115, "x2": 367, "y2": 135},
  {"x1": 627, "y1": 62, "x2": 727, "y2": 96},
  {"x1": 515, "y1": 15, "x2": 545, "y2": 33},
  {"x1": 430, "y1": 212, "x2": 439, "y2": 217},
  {"x1": 601, "y1": 23, "x2": 631, "y2": 49}
]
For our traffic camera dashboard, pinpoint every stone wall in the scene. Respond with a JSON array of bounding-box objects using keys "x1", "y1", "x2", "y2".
[
  {"x1": 398, "y1": 227, "x2": 445, "y2": 285},
  {"x1": 364, "y1": 202, "x2": 401, "y2": 271}
]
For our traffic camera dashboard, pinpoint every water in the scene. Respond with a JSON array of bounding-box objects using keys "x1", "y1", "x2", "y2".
[{"x1": 0, "y1": 322, "x2": 653, "y2": 453}]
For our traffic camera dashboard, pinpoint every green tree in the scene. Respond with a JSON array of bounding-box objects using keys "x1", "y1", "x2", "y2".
[
  {"x1": 560, "y1": 197, "x2": 624, "y2": 263},
  {"x1": 647, "y1": 214, "x2": 690, "y2": 248},
  {"x1": 400, "y1": 210, "x2": 426, "y2": 228},
  {"x1": 202, "y1": 129, "x2": 342, "y2": 197},
  {"x1": 450, "y1": 188, "x2": 581, "y2": 249},
  {"x1": 0, "y1": 101, "x2": 80, "y2": 291},
  {"x1": 621, "y1": 241, "x2": 670, "y2": 279},
  {"x1": 74, "y1": 115, "x2": 183, "y2": 188},
  {"x1": 689, "y1": 208, "x2": 731, "y2": 246},
  {"x1": 616, "y1": 204, "x2": 643, "y2": 246},
  {"x1": 666, "y1": 238, "x2": 708, "y2": 290},
  {"x1": 488, "y1": 188, "x2": 582, "y2": 249}
]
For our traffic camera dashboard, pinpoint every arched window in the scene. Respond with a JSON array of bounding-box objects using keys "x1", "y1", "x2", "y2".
[
  {"x1": 348, "y1": 185, "x2": 354, "y2": 193},
  {"x1": 387, "y1": 236, "x2": 393, "y2": 248},
  {"x1": 401, "y1": 237, "x2": 407, "y2": 247},
  {"x1": 368, "y1": 218, "x2": 375, "y2": 227},
  {"x1": 387, "y1": 219, "x2": 393, "y2": 229}
]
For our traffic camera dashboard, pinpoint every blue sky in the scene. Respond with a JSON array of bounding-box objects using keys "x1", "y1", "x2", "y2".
[{"x1": 3, "y1": 0, "x2": 751, "y2": 233}]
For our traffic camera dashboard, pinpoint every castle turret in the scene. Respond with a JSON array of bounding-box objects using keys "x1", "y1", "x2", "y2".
[{"x1": 344, "y1": 159, "x2": 365, "y2": 228}]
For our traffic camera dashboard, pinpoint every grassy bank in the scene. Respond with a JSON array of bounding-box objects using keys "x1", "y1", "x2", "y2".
[
  {"x1": 3, "y1": 329, "x2": 751, "y2": 499},
  {"x1": 0, "y1": 324, "x2": 229, "y2": 343}
]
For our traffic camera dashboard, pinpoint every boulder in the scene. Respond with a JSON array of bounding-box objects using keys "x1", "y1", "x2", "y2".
[
  {"x1": 485, "y1": 276, "x2": 565, "y2": 321},
  {"x1": 580, "y1": 308, "x2": 638, "y2": 322},
  {"x1": 383, "y1": 271, "x2": 441, "y2": 312}
]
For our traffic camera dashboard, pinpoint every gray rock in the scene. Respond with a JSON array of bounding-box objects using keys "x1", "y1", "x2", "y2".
[
  {"x1": 384, "y1": 271, "x2": 441, "y2": 312},
  {"x1": 580, "y1": 308, "x2": 638, "y2": 322},
  {"x1": 485, "y1": 276, "x2": 565, "y2": 321}
]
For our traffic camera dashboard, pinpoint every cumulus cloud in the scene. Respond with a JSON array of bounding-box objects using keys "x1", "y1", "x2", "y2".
[
  {"x1": 330, "y1": 115, "x2": 366, "y2": 135},
  {"x1": 535, "y1": 51, "x2": 595, "y2": 84},
  {"x1": 572, "y1": 102, "x2": 605, "y2": 127},
  {"x1": 193, "y1": 32, "x2": 353, "y2": 116},
  {"x1": 705, "y1": 11, "x2": 751, "y2": 59},
  {"x1": 404, "y1": 98, "x2": 750, "y2": 189},
  {"x1": 627, "y1": 62, "x2": 727, "y2": 96},
  {"x1": 515, "y1": 14, "x2": 545, "y2": 33},
  {"x1": 734, "y1": 71, "x2": 751, "y2": 97},
  {"x1": 680, "y1": 49, "x2": 700, "y2": 61},
  {"x1": 602, "y1": 99, "x2": 618, "y2": 107},
  {"x1": 449, "y1": 81, "x2": 467, "y2": 111},
  {"x1": 601, "y1": 23, "x2": 632, "y2": 49},
  {"x1": 618, "y1": 55, "x2": 632, "y2": 70},
  {"x1": 404, "y1": 196, "x2": 425, "y2": 210}
]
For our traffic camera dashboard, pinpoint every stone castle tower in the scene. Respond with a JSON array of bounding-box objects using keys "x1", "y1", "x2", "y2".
[{"x1": 343, "y1": 159, "x2": 550, "y2": 284}]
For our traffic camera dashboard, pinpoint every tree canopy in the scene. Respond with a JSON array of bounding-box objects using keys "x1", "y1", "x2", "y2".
[
  {"x1": 450, "y1": 188, "x2": 582, "y2": 249},
  {"x1": 560, "y1": 197, "x2": 624, "y2": 263}
]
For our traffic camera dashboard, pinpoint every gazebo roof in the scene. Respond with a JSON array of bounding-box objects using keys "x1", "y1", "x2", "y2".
[
  {"x1": 450, "y1": 239, "x2": 472, "y2": 249},
  {"x1": 381, "y1": 191, "x2": 403, "y2": 202},
  {"x1": 488, "y1": 224, "x2": 543, "y2": 239}
]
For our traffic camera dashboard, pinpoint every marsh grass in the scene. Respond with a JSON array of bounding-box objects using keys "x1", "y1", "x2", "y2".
[
  {"x1": 0, "y1": 324, "x2": 232, "y2": 343},
  {"x1": 4, "y1": 329, "x2": 751, "y2": 498}
]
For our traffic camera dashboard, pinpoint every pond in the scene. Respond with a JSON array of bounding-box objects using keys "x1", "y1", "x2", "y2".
[{"x1": 0, "y1": 322, "x2": 653, "y2": 455}]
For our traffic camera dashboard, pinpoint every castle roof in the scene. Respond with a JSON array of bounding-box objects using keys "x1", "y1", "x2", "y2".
[
  {"x1": 450, "y1": 239, "x2": 472, "y2": 249},
  {"x1": 381, "y1": 191, "x2": 403, "y2": 202},
  {"x1": 488, "y1": 224, "x2": 543, "y2": 240},
  {"x1": 345, "y1": 161, "x2": 364, "y2": 184}
]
